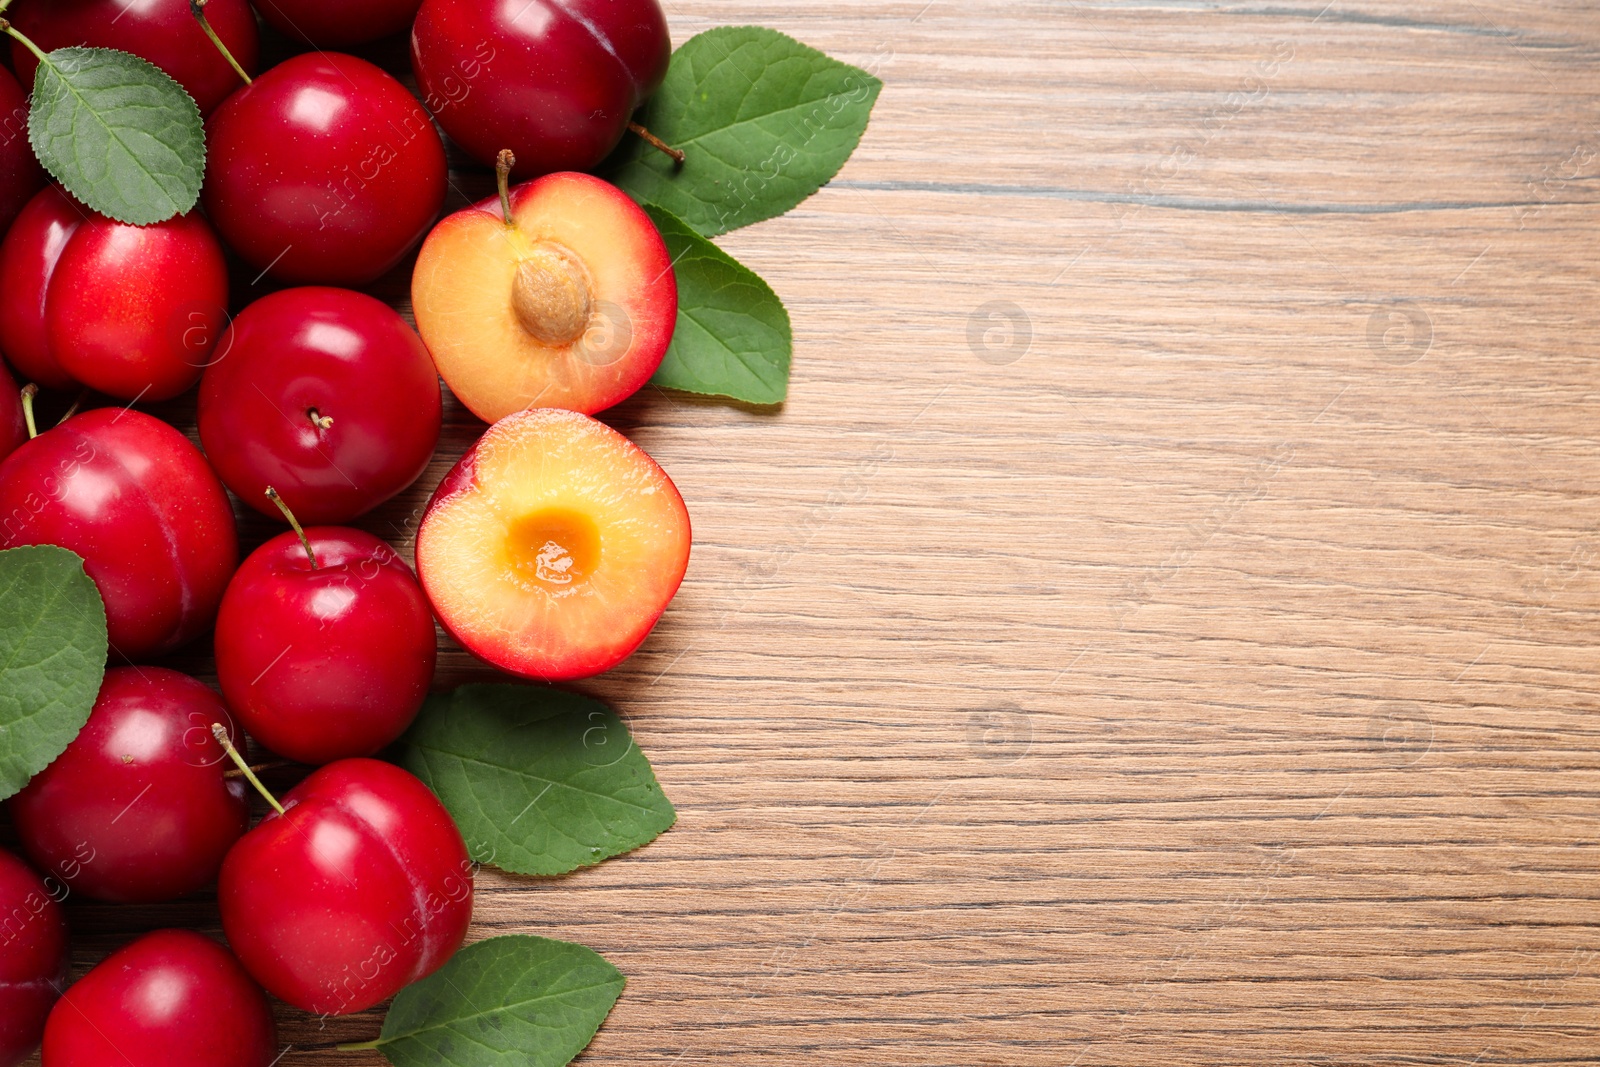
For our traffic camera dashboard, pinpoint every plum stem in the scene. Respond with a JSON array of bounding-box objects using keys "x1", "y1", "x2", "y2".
[
  {"x1": 336, "y1": 1041, "x2": 383, "y2": 1052},
  {"x1": 189, "y1": 0, "x2": 252, "y2": 86},
  {"x1": 0, "y1": 21, "x2": 48, "y2": 65},
  {"x1": 629, "y1": 123, "x2": 685, "y2": 166},
  {"x1": 224, "y1": 759, "x2": 290, "y2": 780},
  {"x1": 211, "y1": 724, "x2": 286, "y2": 816},
  {"x1": 265, "y1": 486, "x2": 319, "y2": 570},
  {"x1": 57, "y1": 389, "x2": 87, "y2": 426},
  {"x1": 19, "y1": 384, "x2": 37, "y2": 439},
  {"x1": 496, "y1": 149, "x2": 516, "y2": 228},
  {"x1": 308, "y1": 407, "x2": 333, "y2": 430}
]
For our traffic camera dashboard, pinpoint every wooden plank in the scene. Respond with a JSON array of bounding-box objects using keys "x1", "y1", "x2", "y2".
[{"x1": 10, "y1": 1, "x2": 1600, "y2": 1064}]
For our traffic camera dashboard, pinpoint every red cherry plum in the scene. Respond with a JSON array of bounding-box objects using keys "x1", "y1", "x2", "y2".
[
  {"x1": 215, "y1": 528, "x2": 437, "y2": 765},
  {"x1": 199, "y1": 287, "x2": 442, "y2": 524},
  {"x1": 204, "y1": 53, "x2": 447, "y2": 286},
  {"x1": 0, "y1": 186, "x2": 229, "y2": 401},
  {"x1": 0, "y1": 408, "x2": 239, "y2": 661},
  {"x1": 41, "y1": 929, "x2": 275, "y2": 1067},
  {"x1": 412, "y1": 0, "x2": 670, "y2": 176},
  {"x1": 9, "y1": 668, "x2": 249, "y2": 903},
  {"x1": 219, "y1": 759, "x2": 473, "y2": 1015},
  {"x1": 0, "y1": 186, "x2": 83, "y2": 391},
  {"x1": 0, "y1": 848, "x2": 68, "y2": 1067}
]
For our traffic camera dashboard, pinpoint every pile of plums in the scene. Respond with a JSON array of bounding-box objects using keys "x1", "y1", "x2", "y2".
[{"x1": 0, "y1": 0, "x2": 695, "y2": 1064}]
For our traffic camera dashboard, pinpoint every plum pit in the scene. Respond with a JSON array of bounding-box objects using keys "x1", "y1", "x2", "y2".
[{"x1": 512, "y1": 245, "x2": 592, "y2": 346}]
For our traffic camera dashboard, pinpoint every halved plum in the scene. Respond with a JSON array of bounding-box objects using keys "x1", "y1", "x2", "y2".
[
  {"x1": 411, "y1": 168, "x2": 676, "y2": 420},
  {"x1": 416, "y1": 408, "x2": 690, "y2": 681}
]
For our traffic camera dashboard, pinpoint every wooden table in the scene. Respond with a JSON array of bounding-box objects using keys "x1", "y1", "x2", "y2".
[{"x1": 18, "y1": 1, "x2": 1600, "y2": 1064}]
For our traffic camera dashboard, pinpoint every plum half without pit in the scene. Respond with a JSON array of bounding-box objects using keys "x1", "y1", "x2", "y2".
[{"x1": 416, "y1": 408, "x2": 691, "y2": 682}]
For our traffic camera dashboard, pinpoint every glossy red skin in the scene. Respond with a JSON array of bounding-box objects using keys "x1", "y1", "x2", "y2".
[
  {"x1": 0, "y1": 186, "x2": 229, "y2": 400},
  {"x1": 215, "y1": 528, "x2": 437, "y2": 765},
  {"x1": 10, "y1": 0, "x2": 259, "y2": 117},
  {"x1": 205, "y1": 53, "x2": 448, "y2": 286},
  {"x1": 412, "y1": 0, "x2": 670, "y2": 176},
  {"x1": 42, "y1": 930, "x2": 276, "y2": 1067},
  {"x1": 219, "y1": 759, "x2": 473, "y2": 1015},
  {"x1": 0, "y1": 67, "x2": 44, "y2": 238},
  {"x1": 8, "y1": 668, "x2": 249, "y2": 904},
  {"x1": 52, "y1": 209, "x2": 229, "y2": 401},
  {"x1": 0, "y1": 186, "x2": 84, "y2": 390},
  {"x1": 255, "y1": 0, "x2": 424, "y2": 47},
  {"x1": 0, "y1": 362, "x2": 26, "y2": 463},
  {"x1": 0, "y1": 848, "x2": 68, "y2": 1067},
  {"x1": 0, "y1": 408, "x2": 239, "y2": 661},
  {"x1": 199, "y1": 287, "x2": 442, "y2": 524}
]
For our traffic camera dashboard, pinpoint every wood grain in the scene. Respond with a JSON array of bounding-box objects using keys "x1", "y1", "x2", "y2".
[{"x1": 12, "y1": 1, "x2": 1600, "y2": 1064}]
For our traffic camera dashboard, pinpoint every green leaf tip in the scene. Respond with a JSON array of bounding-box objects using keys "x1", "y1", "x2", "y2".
[
  {"x1": 645, "y1": 204, "x2": 792, "y2": 406},
  {"x1": 608, "y1": 25, "x2": 883, "y2": 238}
]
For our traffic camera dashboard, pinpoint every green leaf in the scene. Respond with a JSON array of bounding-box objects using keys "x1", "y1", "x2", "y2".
[
  {"x1": 363, "y1": 936, "x2": 624, "y2": 1067},
  {"x1": 27, "y1": 46, "x2": 205, "y2": 225},
  {"x1": 609, "y1": 26, "x2": 882, "y2": 237},
  {"x1": 646, "y1": 205, "x2": 791, "y2": 405},
  {"x1": 0, "y1": 546, "x2": 108, "y2": 801},
  {"x1": 398, "y1": 684, "x2": 676, "y2": 877}
]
